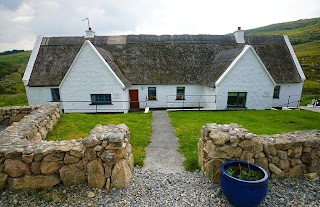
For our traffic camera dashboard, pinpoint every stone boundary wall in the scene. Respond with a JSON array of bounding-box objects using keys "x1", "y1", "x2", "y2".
[
  {"x1": 0, "y1": 105, "x2": 39, "y2": 126},
  {"x1": 198, "y1": 123, "x2": 320, "y2": 183},
  {"x1": 0, "y1": 103, "x2": 133, "y2": 190}
]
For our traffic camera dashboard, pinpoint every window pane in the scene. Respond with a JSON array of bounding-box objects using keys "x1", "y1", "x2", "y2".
[
  {"x1": 51, "y1": 88, "x2": 60, "y2": 102},
  {"x1": 273, "y1": 86, "x2": 280, "y2": 98},
  {"x1": 176, "y1": 87, "x2": 185, "y2": 99},
  {"x1": 148, "y1": 87, "x2": 156, "y2": 100},
  {"x1": 91, "y1": 94, "x2": 112, "y2": 104}
]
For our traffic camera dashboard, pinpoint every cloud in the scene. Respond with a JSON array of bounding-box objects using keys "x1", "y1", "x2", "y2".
[{"x1": 0, "y1": 0, "x2": 319, "y2": 51}]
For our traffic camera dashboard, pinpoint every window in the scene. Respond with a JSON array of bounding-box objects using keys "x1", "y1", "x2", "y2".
[
  {"x1": 176, "y1": 87, "x2": 185, "y2": 100},
  {"x1": 91, "y1": 94, "x2": 112, "y2": 105},
  {"x1": 273, "y1": 86, "x2": 280, "y2": 99},
  {"x1": 227, "y1": 92, "x2": 247, "y2": 108},
  {"x1": 148, "y1": 87, "x2": 156, "y2": 100},
  {"x1": 51, "y1": 88, "x2": 60, "y2": 102}
]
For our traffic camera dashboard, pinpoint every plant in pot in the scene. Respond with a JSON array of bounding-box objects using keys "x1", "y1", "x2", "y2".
[{"x1": 220, "y1": 160, "x2": 268, "y2": 207}]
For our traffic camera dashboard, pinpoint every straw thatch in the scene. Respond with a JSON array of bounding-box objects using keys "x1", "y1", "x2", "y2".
[{"x1": 27, "y1": 34, "x2": 302, "y2": 87}]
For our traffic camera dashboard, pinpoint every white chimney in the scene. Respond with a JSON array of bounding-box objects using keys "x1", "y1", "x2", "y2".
[
  {"x1": 85, "y1": 27, "x2": 95, "y2": 38},
  {"x1": 234, "y1": 27, "x2": 245, "y2": 43}
]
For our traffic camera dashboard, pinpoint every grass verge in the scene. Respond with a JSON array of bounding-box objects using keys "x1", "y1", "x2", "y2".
[
  {"x1": 47, "y1": 113, "x2": 152, "y2": 166},
  {"x1": 168, "y1": 110, "x2": 320, "y2": 171}
]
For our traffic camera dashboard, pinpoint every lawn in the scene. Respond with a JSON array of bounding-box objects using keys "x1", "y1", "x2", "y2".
[
  {"x1": 168, "y1": 110, "x2": 320, "y2": 171},
  {"x1": 47, "y1": 113, "x2": 152, "y2": 166}
]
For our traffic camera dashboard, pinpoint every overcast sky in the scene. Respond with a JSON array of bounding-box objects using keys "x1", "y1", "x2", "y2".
[{"x1": 0, "y1": 0, "x2": 319, "y2": 52}]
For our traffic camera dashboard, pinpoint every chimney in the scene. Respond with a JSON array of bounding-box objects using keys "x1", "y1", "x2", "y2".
[
  {"x1": 234, "y1": 27, "x2": 245, "y2": 43},
  {"x1": 85, "y1": 27, "x2": 95, "y2": 38}
]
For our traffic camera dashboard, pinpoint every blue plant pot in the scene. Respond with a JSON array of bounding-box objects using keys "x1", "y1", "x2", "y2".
[{"x1": 220, "y1": 160, "x2": 268, "y2": 207}]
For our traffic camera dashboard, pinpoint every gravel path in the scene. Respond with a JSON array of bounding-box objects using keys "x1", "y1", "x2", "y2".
[
  {"x1": 0, "y1": 168, "x2": 319, "y2": 207},
  {"x1": 142, "y1": 111, "x2": 184, "y2": 173}
]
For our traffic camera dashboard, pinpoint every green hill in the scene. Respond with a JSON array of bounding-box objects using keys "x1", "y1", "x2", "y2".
[{"x1": 246, "y1": 17, "x2": 320, "y2": 95}]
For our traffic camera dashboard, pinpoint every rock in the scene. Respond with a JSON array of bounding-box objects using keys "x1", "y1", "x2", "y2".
[
  {"x1": 59, "y1": 163, "x2": 86, "y2": 186},
  {"x1": 82, "y1": 136, "x2": 102, "y2": 148},
  {"x1": 70, "y1": 147, "x2": 85, "y2": 158},
  {"x1": 289, "y1": 165, "x2": 304, "y2": 177},
  {"x1": 127, "y1": 153, "x2": 134, "y2": 170},
  {"x1": 31, "y1": 161, "x2": 41, "y2": 174},
  {"x1": 307, "y1": 159, "x2": 320, "y2": 174},
  {"x1": 108, "y1": 132, "x2": 125, "y2": 143},
  {"x1": 277, "y1": 159, "x2": 290, "y2": 170},
  {"x1": 289, "y1": 158, "x2": 303, "y2": 167},
  {"x1": 255, "y1": 157, "x2": 269, "y2": 174},
  {"x1": 111, "y1": 160, "x2": 132, "y2": 189},
  {"x1": 4, "y1": 159, "x2": 31, "y2": 177},
  {"x1": 22, "y1": 154, "x2": 34, "y2": 164},
  {"x1": 43, "y1": 152, "x2": 65, "y2": 161},
  {"x1": 100, "y1": 151, "x2": 114, "y2": 162},
  {"x1": 7, "y1": 175, "x2": 60, "y2": 189},
  {"x1": 87, "y1": 192, "x2": 95, "y2": 198},
  {"x1": 277, "y1": 150, "x2": 288, "y2": 160},
  {"x1": 41, "y1": 161, "x2": 61, "y2": 174},
  {"x1": 209, "y1": 130, "x2": 229, "y2": 146},
  {"x1": 64, "y1": 153, "x2": 80, "y2": 164},
  {"x1": 229, "y1": 136, "x2": 239, "y2": 143},
  {"x1": 269, "y1": 163, "x2": 282, "y2": 174},
  {"x1": 234, "y1": 146, "x2": 243, "y2": 158},
  {"x1": 244, "y1": 133, "x2": 254, "y2": 140},
  {"x1": 0, "y1": 173, "x2": 8, "y2": 189},
  {"x1": 303, "y1": 173, "x2": 318, "y2": 180},
  {"x1": 263, "y1": 144, "x2": 277, "y2": 156},
  {"x1": 303, "y1": 146, "x2": 312, "y2": 153},
  {"x1": 87, "y1": 159, "x2": 105, "y2": 189},
  {"x1": 300, "y1": 152, "x2": 311, "y2": 164},
  {"x1": 103, "y1": 163, "x2": 113, "y2": 178},
  {"x1": 204, "y1": 159, "x2": 222, "y2": 184},
  {"x1": 240, "y1": 151, "x2": 255, "y2": 163},
  {"x1": 254, "y1": 152, "x2": 265, "y2": 158},
  {"x1": 85, "y1": 147, "x2": 97, "y2": 161},
  {"x1": 288, "y1": 146, "x2": 303, "y2": 158}
]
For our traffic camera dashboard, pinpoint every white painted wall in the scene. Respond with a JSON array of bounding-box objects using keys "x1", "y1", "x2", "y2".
[
  {"x1": 272, "y1": 82, "x2": 304, "y2": 108},
  {"x1": 25, "y1": 86, "x2": 54, "y2": 105},
  {"x1": 60, "y1": 41, "x2": 129, "y2": 113},
  {"x1": 216, "y1": 48, "x2": 275, "y2": 110},
  {"x1": 129, "y1": 84, "x2": 216, "y2": 109}
]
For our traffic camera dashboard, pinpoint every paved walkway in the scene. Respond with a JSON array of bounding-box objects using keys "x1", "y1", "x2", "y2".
[
  {"x1": 142, "y1": 110, "x2": 185, "y2": 173},
  {"x1": 300, "y1": 106, "x2": 320, "y2": 113}
]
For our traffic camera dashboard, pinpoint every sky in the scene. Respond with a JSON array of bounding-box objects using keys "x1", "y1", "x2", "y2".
[{"x1": 0, "y1": 0, "x2": 319, "y2": 52}]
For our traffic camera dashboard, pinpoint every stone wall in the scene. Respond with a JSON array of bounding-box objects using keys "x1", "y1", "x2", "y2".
[
  {"x1": 0, "y1": 105, "x2": 39, "y2": 126},
  {"x1": 0, "y1": 103, "x2": 133, "y2": 190},
  {"x1": 198, "y1": 123, "x2": 320, "y2": 183}
]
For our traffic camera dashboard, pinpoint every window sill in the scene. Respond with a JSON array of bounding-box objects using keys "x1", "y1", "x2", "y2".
[
  {"x1": 175, "y1": 99, "x2": 185, "y2": 101},
  {"x1": 90, "y1": 103, "x2": 113, "y2": 105},
  {"x1": 273, "y1": 97, "x2": 280, "y2": 99},
  {"x1": 148, "y1": 99, "x2": 157, "y2": 101}
]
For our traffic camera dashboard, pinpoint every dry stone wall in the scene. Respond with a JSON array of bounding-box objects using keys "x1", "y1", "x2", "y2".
[
  {"x1": 198, "y1": 123, "x2": 320, "y2": 183},
  {"x1": 0, "y1": 105, "x2": 39, "y2": 126},
  {"x1": 0, "y1": 103, "x2": 133, "y2": 190}
]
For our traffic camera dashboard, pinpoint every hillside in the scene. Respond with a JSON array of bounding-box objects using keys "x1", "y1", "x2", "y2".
[
  {"x1": 246, "y1": 17, "x2": 320, "y2": 95},
  {"x1": 0, "y1": 51, "x2": 31, "y2": 94}
]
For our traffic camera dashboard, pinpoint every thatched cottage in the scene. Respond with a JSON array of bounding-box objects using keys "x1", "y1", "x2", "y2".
[{"x1": 22, "y1": 28, "x2": 305, "y2": 113}]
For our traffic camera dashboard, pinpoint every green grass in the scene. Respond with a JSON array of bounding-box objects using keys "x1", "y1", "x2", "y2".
[
  {"x1": 0, "y1": 51, "x2": 30, "y2": 94},
  {"x1": 0, "y1": 93, "x2": 28, "y2": 107},
  {"x1": 168, "y1": 110, "x2": 320, "y2": 171},
  {"x1": 47, "y1": 113, "x2": 152, "y2": 166}
]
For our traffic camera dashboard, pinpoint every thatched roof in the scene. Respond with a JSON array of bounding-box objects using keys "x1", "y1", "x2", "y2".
[{"x1": 27, "y1": 35, "x2": 302, "y2": 87}]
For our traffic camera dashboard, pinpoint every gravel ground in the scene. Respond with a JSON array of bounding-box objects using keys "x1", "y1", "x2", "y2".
[{"x1": 0, "y1": 168, "x2": 319, "y2": 207}]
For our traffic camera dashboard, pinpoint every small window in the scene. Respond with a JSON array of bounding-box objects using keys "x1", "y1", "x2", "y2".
[
  {"x1": 176, "y1": 87, "x2": 185, "y2": 100},
  {"x1": 227, "y1": 92, "x2": 247, "y2": 108},
  {"x1": 91, "y1": 94, "x2": 112, "y2": 105},
  {"x1": 148, "y1": 87, "x2": 156, "y2": 100},
  {"x1": 273, "y1": 86, "x2": 280, "y2": 99},
  {"x1": 51, "y1": 88, "x2": 60, "y2": 102}
]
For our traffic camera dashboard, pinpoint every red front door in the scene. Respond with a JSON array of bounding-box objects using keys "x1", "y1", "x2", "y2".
[{"x1": 129, "y1": 89, "x2": 139, "y2": 109}]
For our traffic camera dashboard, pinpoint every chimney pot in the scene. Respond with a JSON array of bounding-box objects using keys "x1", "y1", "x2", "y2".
[
  {"x1": 234, "y1": 27, "x2": 245, "y2": 43},
  {"x1": 238, "y1": 26, "x2": 241, "y2": 30}
]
